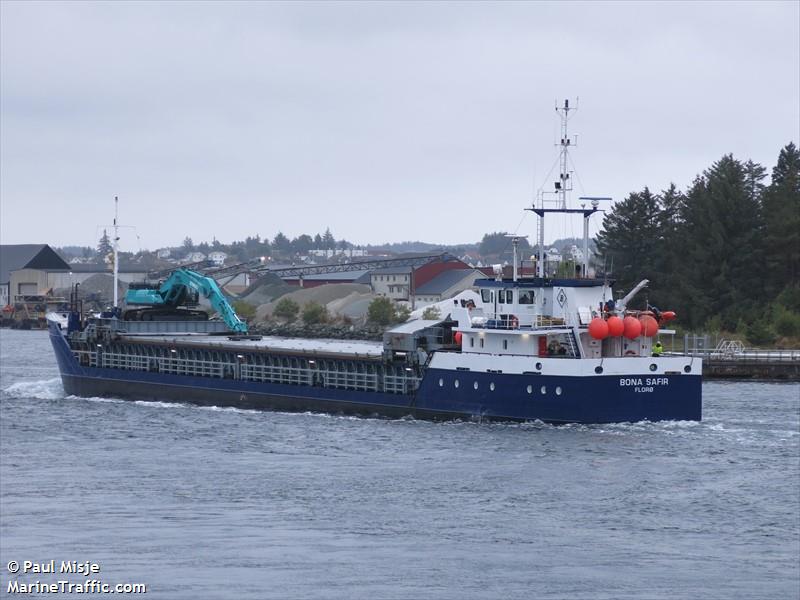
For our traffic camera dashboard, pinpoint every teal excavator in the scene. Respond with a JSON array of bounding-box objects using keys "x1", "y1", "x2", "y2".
[{"x1": 123, "y1": 268, "x2": 248, "y2": 333}]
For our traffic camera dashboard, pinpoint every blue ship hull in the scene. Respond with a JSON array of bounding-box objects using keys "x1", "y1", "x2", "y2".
[{"x1": 49, "y1": 324, "x2": 702, "y2": 424}]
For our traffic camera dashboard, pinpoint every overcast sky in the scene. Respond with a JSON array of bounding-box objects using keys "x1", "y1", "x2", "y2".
[{"x1": 1, "y1": 1, "x2": 798, "y2": 252}]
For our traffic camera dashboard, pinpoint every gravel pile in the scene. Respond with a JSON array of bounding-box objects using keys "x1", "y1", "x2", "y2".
[
  {"x1": 255, "y1": 283, "x2": 374, "y2": 322},
  {"x1": 55, "y1": 274, "x2": 128, "y2": 304},
  {"x1": 240, "y1": 272, "x2": 294, "y2": 306}
]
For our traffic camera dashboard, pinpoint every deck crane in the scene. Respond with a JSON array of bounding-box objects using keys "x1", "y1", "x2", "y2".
[{"x1": 124, "y1": 268, "x2": 248, "y2": 333}]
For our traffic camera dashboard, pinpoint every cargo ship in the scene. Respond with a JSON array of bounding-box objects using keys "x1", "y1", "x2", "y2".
[{"x1": 47, "y1": 103, "x2": 702, "y2": 423}]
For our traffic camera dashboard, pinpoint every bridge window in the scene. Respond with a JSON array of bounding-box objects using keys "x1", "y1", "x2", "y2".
[
  {"x1": 498, "y1": 290, "x2": 505, "y2": 304},
  {"x1": 505, "y1": 290, "x2": 513, "y2": 304},
  {"x1": 481, "y1": 289, "x2": 491, "y2": 303},
  {"x1": 519, "y1": 290, "x2": 535, "y2": 304}
]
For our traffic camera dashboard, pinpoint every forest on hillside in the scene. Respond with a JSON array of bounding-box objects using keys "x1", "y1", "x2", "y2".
[{"x1": 595, "y1": 143, "x2": 799, "y2": 346}]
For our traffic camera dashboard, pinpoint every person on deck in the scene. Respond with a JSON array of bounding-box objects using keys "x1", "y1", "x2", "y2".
[{"x1": 652, "y1": 341, "x2": 664, "y2": 357}]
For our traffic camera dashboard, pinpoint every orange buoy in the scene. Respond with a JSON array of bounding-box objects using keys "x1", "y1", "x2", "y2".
[
  {"x1": 639, "y1": 315, "x2": 659, "y2": 337},
  {"x1": 454, "y1": 331, "x2": 463, "y2": 345},
  {"x1": 660, "y1": 311, "x2": 676, "y2": 322},
  {"x1": 623, "y1": 316, "x2": 642, "y2": 340},
  {"x1": 607, "y1": 315, "x2": 624, "y2": 337},
  {"x1": 588, "y1": 317, "x2": 609, "y2": 340}
]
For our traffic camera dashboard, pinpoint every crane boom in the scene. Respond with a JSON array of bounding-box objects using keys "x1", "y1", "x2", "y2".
[{"x1": 125, "y1": 269, "x2": 248, "y2": 333}]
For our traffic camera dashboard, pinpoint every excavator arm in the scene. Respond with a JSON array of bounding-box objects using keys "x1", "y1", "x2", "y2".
[{"x1": 125, "y1": 269, "x2": 248, "y2": 333}]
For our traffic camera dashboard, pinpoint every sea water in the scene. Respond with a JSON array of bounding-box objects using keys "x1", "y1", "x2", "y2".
[{"x1": 1, "y1": 329, "x2": 798, "y2": 599}]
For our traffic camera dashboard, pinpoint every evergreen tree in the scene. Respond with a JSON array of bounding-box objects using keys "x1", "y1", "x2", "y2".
[
  {"x1": 743, "y1": 159, "x2": 767, "y2": 203},
  {"x1": 478, "y1": 232, "x2": 531, "y2": 259},
  {"x1": 313, "y1": 233, "x2": 323, "y2": 248},
  {"x1": 182, "y1": 236, "x2": 194, "y2": 252},
  {"x1": 762, "y1": 142, "x2": 800, "y2": 294},
  {"x1": 595, "y1": 187, "x2": 662, "y2": 300},
  {"x1": 97, "y1": 230, "x2": 113, "y2": 257},
  {"x1": 291, "y1": 234, "x2": 313, "y2": 255},
  {"x1": 651, "y1": 183, "x2": 685, "y2": 308},
  {"x1": 322, "y1": 228, "x2": 335, "y2": 250},
  {"x1": 272, "y1": 232, "x2": 292, "y2": 255},
  {"x1": 98, "y1": 230, "x2": 112, "y2": 255},
  {"x1": 674, "y1": 155, "x2": 764, "y2": 329}
]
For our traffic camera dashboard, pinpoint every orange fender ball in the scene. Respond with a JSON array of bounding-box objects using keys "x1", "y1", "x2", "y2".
[
  {"x1": 623, "y1": 316, "x2": 642, "y2": 340},
  {"x1": 639, "y1": 315, "x2": 659, "y2": 337},
  {"x1": 588, "y1": 317, "x2": 609, "y2": 340},
  {"x1": 607, "y1": 315, "x2": 624, "y2": 337}
]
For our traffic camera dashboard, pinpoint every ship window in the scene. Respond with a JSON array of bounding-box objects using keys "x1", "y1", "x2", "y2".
[
  {"x1": 470, "y1": 337, "x2": 474, "y2": 348},
  {"x1": 454, "y1": 379, "x2": 460, "y2": 388},
  {"x1": 499, "y1": 290, "x2": 505, "y2": 304},
  {"x1": 650, "y1": 363, "x2": 658, "y2": 372},
  {"x1": 480, "y1": 338, "x2": 484, "y2": 348},
  {"x1": 684, "y1": 365, "x2": 691, "y2": 373},
  {"x1": 556, "y1": 386, "x2": 562, "y2": 395},
  {"x1": 527, "y1": 385, "x2": 533, "y2": 394},
  {"x1": 502, "y1": 340, "x2": 508, "y2": 350},
  {"x1": 535, "y1": 362, "x2": 543, "y2": 370},
  {"x1": 506, "y1": 290, "x2": 513, "y2": 304},
  {"x1": 490, "y1": 382, "x2": 495, "y2": 391},
  {"x1": 519, "y1": 290, "x2": 535, "y2": 305},
  {"x1": 481, "y1": 289, "x2": 491, "y2": 303},
  {"x1": 438, "y1": 378, "x2": 444, "y2": 387},
  {"x1": 541, "y1": 385, "x2": 547, "y2": 395},
  {"x1": 473, "y1": 381, "x2": 478, "y2": 390}
]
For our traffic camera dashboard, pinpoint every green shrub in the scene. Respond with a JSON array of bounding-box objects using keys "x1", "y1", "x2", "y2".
[
  {"x1": 368, "y1": 297, "x2": 395, "y2": 326},
  {"x1": 394, "y1": 305, "x2": 411, "y2": 323},
  {"x1": 302, "y1": 301, "x2": 328, "y2": 325},
  {"x1": 745, "y1": 318, "x2": 777, "y2": 347},
  {"x1": 776, "y1": 285, "x2": 800, "y2": 312},
  {"x1": 422, "y1": 306, "x2": 442, "y2": 320},
  {"x1": 704, "y1": 314, "x2": 723, "y2": 333},
  {"x1": 773, "y1": 306, "x2": 800, "y2": 337},
  {"x1": 231, "y1": 300, "x2": 256, "y2": 321},
  {"x1": 274, "y1": 297, "x2": 300, "y2": 322}
]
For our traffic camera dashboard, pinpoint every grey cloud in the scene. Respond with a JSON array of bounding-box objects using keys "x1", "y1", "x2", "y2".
[{"x1": 1, "y1": 1, "x2": 797, "y2": 249}]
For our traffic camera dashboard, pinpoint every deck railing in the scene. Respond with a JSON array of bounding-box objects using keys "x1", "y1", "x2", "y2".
[{"x1": 74, "y1": 350, "x2": 418, "y2": 393}]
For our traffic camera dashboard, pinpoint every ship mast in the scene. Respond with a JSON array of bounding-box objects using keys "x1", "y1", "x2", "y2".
[
  {"x1": 536, "y1": 99, "x2": 577, "y2": 277},
  {"x1": 113, "y1": 196, "x2": 119, "y2": 309},
  {"x1": 556, "y1": 98, "x2": 576, "y2": 209},
  {"x1": 531, "y1": 99, "x2": 608, "y2": 279}
]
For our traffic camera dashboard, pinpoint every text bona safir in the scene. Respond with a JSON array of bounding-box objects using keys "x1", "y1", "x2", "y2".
[{"x1": 619, "y1": 378, "x2": 669, "y2": 386}]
